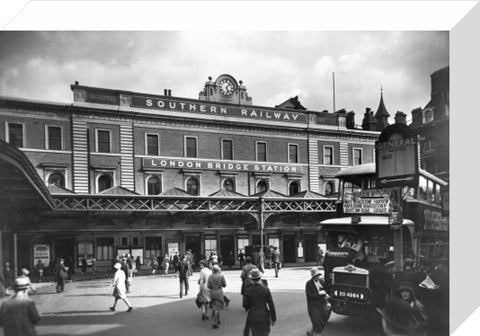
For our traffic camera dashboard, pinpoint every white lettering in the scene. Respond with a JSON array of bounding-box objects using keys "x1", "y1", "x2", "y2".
[
  {"x1": 151, "y1": 160, "x2": 157, "y2": 166},
  {"x1": 220, "y1": 107, "x2": 227, "y2": 114},
  {"x1": 200, "y1": 105, "x2": 206, "y2": 112},
  {"x1": 292, "y1": 114, "x2": 299, "y2": 120},
  {"x1": 274, "y1": 112, "x2": 282, "y2": 119},
  {"x1": 210, "y1": 106, "x2": 217, "y2": 113},
  {"x1": 207, "y1": 162, "x2": 213, "y2": 169},
  {"x1": 189, "y1": 104, "x2": 196, "y2": 111},
  {"x1": 169, "y1": 102, "x2": 176, "y2": 109},
  {"x1": 179, "y1": 102, "x2": 186, "y2": 110},
  {"x1": 157, "y1": 100, "x2": 165, "y2": 108},
  {"x1": 146, "y1": 99, "x2": 153, "y2": 107},
  {"x1": 195, "y1": 162, "x2": 201, "y2": 168},
  {"x1": 186, "y1": 161, "x2": 193, "y2": 168},
  {"x1": 283, "y1": 114, "x2": 290, "y2": 120},
  {"x1": 241, "y1": 109, "x2": 248, "y2": 116}
]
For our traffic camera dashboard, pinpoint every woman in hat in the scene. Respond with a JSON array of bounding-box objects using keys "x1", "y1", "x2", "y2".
[
  {"x1": 377, "y1": 296, "x2": 421, "y2": 336},
  {"x1": 0, "y1": 277, "x2": 41, "y2": 336},
  {"x1": 305, "y1": 267, "x2": 330, "y2": 336},
  {"x1": 243, "y1": 268, "x2": 276, "y2": 336},
  {"x1": 395, "y1": 281, "x2": 428, "y2": 335},
  {"x1": 207, "y1": 264, "x2": 226, "y2": 329},
  {"x1": 19, "y1": 268, "x2": 37, "y2": 296},
  {"x1": 109, "y1": 262, "x2": 133, "y2": 312},
  {"x1": 197, "y1": 260, "x2": 212, "y2": 320}
]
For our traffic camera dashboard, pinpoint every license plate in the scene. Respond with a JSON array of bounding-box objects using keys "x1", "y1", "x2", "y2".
[{"x1": 334, "y1": 290, "x2": 365, "y2": 300}]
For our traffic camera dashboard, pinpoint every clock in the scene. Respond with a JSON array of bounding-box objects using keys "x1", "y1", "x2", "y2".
[{"x1": 219, "y1": 79, "x2": 234, "y2": 96}]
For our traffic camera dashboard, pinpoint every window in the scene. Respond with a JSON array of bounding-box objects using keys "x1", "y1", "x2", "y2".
[
  {"x1": 257, "y1": 180, "x2": 269, "y2": 193},
  {"x1": 132, "y1": 237, "x2": 139, "y2": 246},
  {"x1": 97, "y1": 173, "x2": 113, "y2": 192},
  {"x1": 7, "y1": 122, "x2": 24, "y2": 148},
  {"x1": 268, "y1": 238, "x2": 280, "y2": 250},
  {"x1": 423, "y1": 109, "x2": 434, "y2": 123},
  {"x1": 145, "y1": 237, "x2": 162, "y2": 259},
  {"x1": 146, "y1": 175, "x2": 162, "y2": 195},
  {"x1": 46, "y1": 126, "x2": 62, "y2": 150},
  {"x1": 48, "y1": 172, "x2": 65, "y2": 187},
  {"x1": 223, "y1": 178, "x2": 235, "y2": 191},
  {"x1": 256, "y1": 142, "x2": 267, "y2": 162},
  {"x1": 121, "y1": 236, "x2": 128, "y2": 246},
  {"x1": 96, "y1": 238, "x2": 114, "y2": 261},
  {"x1": 288, "y1": 144, "x2": 298, "y2": 163},
  {"x1": 96, "y1": 129, "x2": 111, "y2": 153},
  {"x1": 204, "y1": 238, "x2": 217, "y2": 260},
  {"x1": 324, "y1": 146, "x2": 333, "y2": 165},
  {"x1": 353, "y1": 148, "x2": 362, "y2": 166},
  {"x1": 222, "y1": 139, "x2": 233, "y2": 160},
  {"x1": 186, "y1": 177, "x2": 199, "y2": 195},
  {"x1": 289, "y1": 181, "x2": 299, "y2": 196},
  {"x1": 324, "y1": 181, "x2": 334, "y2": 195},
  {"x1": 237, "y1": 237, "x2": 249, "y2": 255},
  {"x1": 146, "y1": 134, "x2": 159, "y2": 156},
  {"x1": 185, "y1": 137, "x2": 198, "y2": 158}
]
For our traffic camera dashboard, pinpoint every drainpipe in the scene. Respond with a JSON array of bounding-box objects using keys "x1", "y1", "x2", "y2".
[{"x1": 13, "y1": 233, "x2": 18, "y2": 277}]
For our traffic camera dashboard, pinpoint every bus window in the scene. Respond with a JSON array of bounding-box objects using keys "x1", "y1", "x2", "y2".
[
  {"x1": 427, "y1": 179, "x2": 434, "y2": 203},
  {"x1": 418, "y1": 175, "x2": 427, "y2": 200},
  {"x1": 434, "y1": 184, "x2": 442, "y2": 205}
]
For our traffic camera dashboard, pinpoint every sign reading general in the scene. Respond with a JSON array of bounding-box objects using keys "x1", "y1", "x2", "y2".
[
  {"x1": 143, "y1": 158, "x2": 304, "y2": 174},
  {"x1": 375, "y1": 124, "x2": 419, "y2": 187},
  {"x1": 131, "y1": 96, "x2": 307, "y2": 123}
]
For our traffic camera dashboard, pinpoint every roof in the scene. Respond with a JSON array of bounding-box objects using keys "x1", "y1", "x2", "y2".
[
  {"x1": 160, "y1": 187, "x2": 195, "y2": 197},
  {"x1": 291, "y1": 190, "x2": 327, "y2": 199},
  {"x1": 320, "y1": 216, "x2": 414, "y2": 226},
  {"x1": 99, "y1": 186, "x2": 139, "y2": 195},
  {"x1": 209, "y1": 188, "x2": 247, "y2": 197},
  {"x1": 275, "y1": 96, "x2": 307, "y2": 110},
  {"x1": 251, "y1": 189, "x2": 287, "y2": 198},
  {"x1": 47, "y1": 184, "x2": 75, "y2": 194},
  {"x1": 375, "y1": 93, "x2": 390, "y2": 118}
]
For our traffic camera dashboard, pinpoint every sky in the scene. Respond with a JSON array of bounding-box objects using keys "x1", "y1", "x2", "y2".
[{"x1": 0, "y1": 31, "x2": 448, "y2": 125}]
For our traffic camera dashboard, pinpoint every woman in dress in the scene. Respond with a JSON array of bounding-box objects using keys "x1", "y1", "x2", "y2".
[
  {"x1": 198, "y1": 260, "x2": 212, "y2": 320},
  {"x1": 109, "y1": 262, "x2": 133, "y2": 312},
  {"x1": 207, "y1": 264, "x2": 226, "y2": 329}
]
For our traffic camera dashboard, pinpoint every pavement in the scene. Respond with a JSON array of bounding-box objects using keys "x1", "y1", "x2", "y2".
[{"x1": 0, "y1": 266, "x2": 384, "y2": 336}]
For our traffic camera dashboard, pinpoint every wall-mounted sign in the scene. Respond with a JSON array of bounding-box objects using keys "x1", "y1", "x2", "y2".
[
  {"x1": 77, "y1": 241, "x2": 94, "y2": 266},
  {"x1": 143, "y1": 158, "x2": 303, "y2": 174},
  {"x1": 343, "y1": 190, "x2": 391, "y2": 214},
  {"x1": 131, "y1": 96, "x2": 307, "y2": 123},
  {"x1": 168, "y1": 242, "x2": 179, "y2": 256},
  {"x1": 33, "y1": 244, "x2": 50, "y2": 266},
  {"x1": 424, "y1": 209, "x2": 449, "y2": 231},
  {"x1": 375, "y1": 124, "x2": 419, "y2": 187}
]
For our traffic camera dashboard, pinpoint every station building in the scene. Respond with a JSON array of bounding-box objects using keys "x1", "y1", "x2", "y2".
[{"x1": 1, "y1": 74, "x2": 385, "y2": 272}]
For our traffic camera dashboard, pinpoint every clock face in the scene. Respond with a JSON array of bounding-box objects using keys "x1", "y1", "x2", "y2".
[{"x1": 219, "y1": 79, "x2": 234, "y2": 96}]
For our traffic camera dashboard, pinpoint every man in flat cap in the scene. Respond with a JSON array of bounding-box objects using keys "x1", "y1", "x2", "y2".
[{"x1": 0, "y1": 277, "x2": 41, "y2": 336}]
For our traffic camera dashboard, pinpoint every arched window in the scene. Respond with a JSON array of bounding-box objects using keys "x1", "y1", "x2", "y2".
[
  {"x1": 186, "y1": 177, "x2": 199, "y2": 195},
  {"x1": 289, "y1": 181, "x2": 299, "y2": 196},
  {"x1": 257, "y1": 180, "x2": 269, "y2": 193},
  {"x1": 223, "y1": 178, "x2": 235, "y2": 191},
  {"x1": 324, "y1": 181, "x2": 334, "y2": 195},
  {"x1": 48, "y1": 172, "x2": 65, "y2": 187},
  {"x1": 98, "y1": 174, "x2": 113, "y2": 192},
  {"x1": 147, "y1": 176, "x2": 161, "y2": 195}
]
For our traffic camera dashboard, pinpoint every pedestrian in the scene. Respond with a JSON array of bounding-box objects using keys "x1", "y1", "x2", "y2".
[
  {"x1": 272, "y1": 247, "x2": 281, "y2": 278},
  {"x1": 0, "y1": 271, "x2": 5, "y2": 298},
  {"x1": 396, "y1": 280, "x2": 428, "y2": 335},
  {"x1": 19, "y1": 268, "x2": 37, "y2": 296},
  {"x1": 242, "y1": 268, "x2": 276, "y2": 336},
  {"x1": 81, "y1": 255, "x2": 87, "y2": 275},
  {"x1": 3, "y1": 262, "x2": 15, "y2": 294},
  {"x1": 109, "y1": 262, "x2": 133, "y2": 312},
  {"x1": 197, "y1": 260, "x2": 212, "y2": 320},
  {"x1": 207, "y1": 265, "x2": 227, "y2": 329},
  {"x1": 186, "y1": 249, "x2": 194, "y2": 275},
  {"x1": 56, "y1": 258, "x2": 69, "y2": 293},
  {"x1": 91, "y1": 258, "x2": 97, "y2": 276},
  {"x1": 377, "y1": 296, "x2": 421, "y2": 336},
  {"x1": 0, "y1": 277, "x2": 41, "y2": 336},
  {"x1": 34, "y1": 260, "x2": 45, "y2": 283},
  {"x1": 177, "y1": 255, "x2": 190, "y2": 298},
  {"x1": 120, "y1": 256, "x2": 130, "y2": 293},
  {"x1": 238, "y1": 250, "x2": 246, "y2": 269},
  {"x1": 135, "y1": 256, "x2": 141, "y2": 272},
  {"x1": 241, "y1": 256, "x2": 256, "y2": 296},
  {"x1": 65, "y1": 257, "x2": 74, "y2": 281},
  {"x1": 227, "y1": 250, "x2": 234, "y2": 269},
  {"x1": 163, "y1": 254, "x2": 170, "y2": 275},
  {"x1": 317, "y1": 247, "x2": 324, "y2": 266},
  {"x1": 257, "y1": 248, "x2": 265, "y2": 273},
  {"x1": 173, "y1": 252, "x2": 179, "y2": 271},
  {"x1": 305, "y1": 267, "x2": 331, "y2": 336}
]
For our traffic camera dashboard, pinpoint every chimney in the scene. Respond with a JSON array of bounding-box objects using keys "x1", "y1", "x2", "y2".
[
  {"x1": 362, "y1": 107, "x2": 377, "y2": 131},
  {"x1": 75, "y1": 81, "x2": 79, "y2": 86},
  {"x1": 168, "y1": 89, "x2": 172, "y2": 96},
  {"x1": 164, "y1": 89, "x2": 168, "y2": 96},
  {"x1": 395, "y1": 111, "x2": 407, "y2": 124},
  {"x1": 346, "y1": 111, "x2": 356, "y2": 129}
]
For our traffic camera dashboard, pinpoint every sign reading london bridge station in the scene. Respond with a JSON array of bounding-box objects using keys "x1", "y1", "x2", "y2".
[
  {"x1": 131, "y1": 95, "x2": 307, "y2": 123},
  {"x1": 143, "y1": 158, "x2": 304, "y2": 174}
]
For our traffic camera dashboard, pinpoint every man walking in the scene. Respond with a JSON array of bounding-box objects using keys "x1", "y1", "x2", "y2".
[
  {"x1": 243, "y1": 269, "x2": 276, "y2": 336},
  {"x1": 272, "y1": 247, "x2": 281, "y2": 278},
  {"x1": 176, "y1": 255, "x2": 190, "y2": 298},
  {"x1": 305, "y1": 267, "x2": 331, "y2": 336},
  {"x1": 56, "y1": 258, "x2": 69, "y2": 293},
  {"x1": 0, "y1": 277, "x2": 41, "y2": 335}
]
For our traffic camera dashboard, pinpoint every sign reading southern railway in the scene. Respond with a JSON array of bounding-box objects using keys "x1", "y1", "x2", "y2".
[{"x1": 375, "y1": 124, "x2": 419, "y2": 187}]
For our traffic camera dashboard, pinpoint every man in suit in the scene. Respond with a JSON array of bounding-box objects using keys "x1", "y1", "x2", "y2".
[
  {"x1": 305, "y1": 267, "x2": 331, "y2": 336},
  {"x1": 243, "y1": 269, "x2": 276, "y2": 336}
]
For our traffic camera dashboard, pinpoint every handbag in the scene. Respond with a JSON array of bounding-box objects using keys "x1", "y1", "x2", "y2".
[{"x1": 195, "y1": 292, "x2": 203, "y2": 308}]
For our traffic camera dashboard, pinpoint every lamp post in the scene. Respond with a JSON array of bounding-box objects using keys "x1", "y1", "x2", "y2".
[{"x1": 259, "y1": 196, "x2": 265, "y2": 268}]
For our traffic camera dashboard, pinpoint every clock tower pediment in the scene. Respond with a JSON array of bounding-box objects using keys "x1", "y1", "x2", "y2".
[{"x1": 199, "y1": 74, "x2": 252, "y2": 105}]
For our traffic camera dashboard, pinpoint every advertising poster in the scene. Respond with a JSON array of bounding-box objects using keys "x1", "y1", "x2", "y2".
[{"x1": 33, "y1": 244, "x2": 50, "y2": 266}]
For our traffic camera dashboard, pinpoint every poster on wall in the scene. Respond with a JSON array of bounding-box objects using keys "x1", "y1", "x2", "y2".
[
  {"x1": 168, "y1": 242, "x2": 179, "y2": 256},
  {"x1": 77, "y1": 241, "x2": 94, "y2": 266},
  {"x1": 33, "y1": 244, "x2": 50, "y2": 267},
  {"x1": 131, "y1": 248, "x2": 143, "y2": 264}
]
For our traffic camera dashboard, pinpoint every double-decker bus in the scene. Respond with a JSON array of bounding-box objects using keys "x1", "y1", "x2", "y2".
[{"x1": 320, "y1": 162, "x2": 448, "y2": 316}]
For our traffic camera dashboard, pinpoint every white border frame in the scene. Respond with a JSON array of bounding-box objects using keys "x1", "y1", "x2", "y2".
[
  {"x1": 323, "y1": 145, "x2": 334, "y2": 165},
  {"x1": 95, "y1": 128, "x2": 112, "y2": 153},
  {"x1": 287, "y1": 142, "x2": 299, "y2": 163},
  {"x1": 255, "y1": 140, "x2": 267, "y2": 162},
  {"x1": 5, "y1": 121, "x2": 26, "y2": 148},
  {"x1": 352, "y1": 147, "x2": 363, "y2": 166},
  {"x1": 145, "y1": 132, "x2": 160, "y2": 156},
  {"x1": 145, "y1": 173, "x2": 163, "y2": 195},
  {"x1": 184, "y1": 175, "x2": 201, "y2": 195},
  {"x1": 45, "y1": 124, "x2": 63, "y2": 150},
  {"x1": 95, "y1": 169, "x2": 116, "y2": 193},
  {"x1": 221, "y1": 138, "x2": 234, "y2": 160},
  {"x1": 184, "y1": 135, "x2": 198, "y2": 158}
]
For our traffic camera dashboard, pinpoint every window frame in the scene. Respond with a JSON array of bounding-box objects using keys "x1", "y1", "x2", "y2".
[
  {"x1": 184, "y1": 136, "x2": 198, "y2": 158},
  {"x1": 255, "y1": 141, "x2": 267, "y2": 162},
  {"x1": 221, "y1": 138, "x2": 234, "y2": 160},
  {"x1": 95, "y1": 129, "x2": 112, "y2": 153},
  {"x1": 323, "y1": 145, "x2": 334, "y2": 165},
  {"x1": 145, "y1": 133, "x2": 160, "y2": 156},
  {"x1": 288, "y1": 180, "x2": 300, "y2": 196},
  {"x1": 185, "y1": 176, "x2": 200, "y2": 195},
  {"x1": 288, "y1": 143, "x2": 299, "y2": 163},
  {"x1": 352, "y1": 147, "x2": 363, "y2": 166},
  {"x1": 95, "y1": 170, "x2": 115, "y2": 193},
  {"x1": 256, "y1": 179, "x2": 269, "y2": 193},
  {"x1": 222, "y1": 177, "x2": 236, "y2": 191},
  {"x1": 145, "y1": 174, "x2": 163, "y2": 195},
  {"x1": 47, "y1": 171, "x2": 66, "y2": 187},
  {"x1": 45, "y1": 125, "x2": 63, "y2": 150},
  {"x1": 6, "y1": 121, "x2": 25, "y2": 148},
  {"x1": 324, "y1": 180, "x2": 335, "y2": 195}
]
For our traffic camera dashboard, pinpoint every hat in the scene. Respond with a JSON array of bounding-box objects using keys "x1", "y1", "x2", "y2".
[
  {"x1": 13, "y1": 277, "x2": 30, "y2": 291},
  {"x1": 310, "y1": 267, "x2": 322, "y2": 279},
  {"x1": 21, "y1": 268, "x2": 30, "y2": 276},
  {"x1": 377, "y1": 297, "x2": 419, "y2": 332},
  {"x1": 404, "y1": 258, "x2": 414, "y2": 266},
  {"x1": 398, "y1": 280, "x2": 414, "y2": 294},
  {"x1": 113, "y1": 262, "x2": 122, "y2": 270},
  {"x1": 249, "y1": 268, "x2": 261, "y2": 280},
  {"x1": 212, "y1": 265, "x2": 221, "y2": 273}
]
